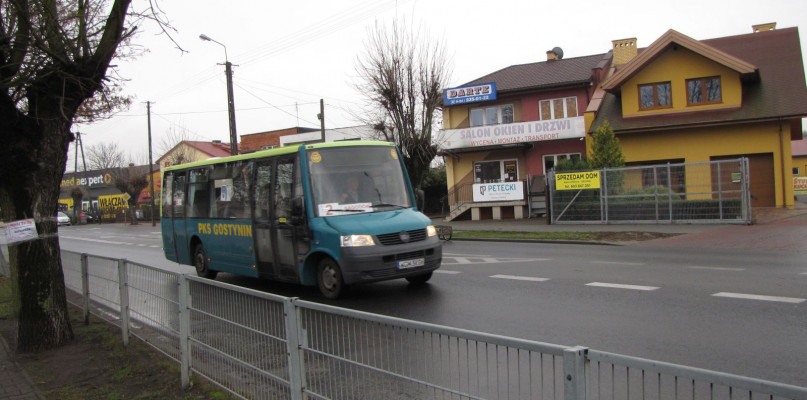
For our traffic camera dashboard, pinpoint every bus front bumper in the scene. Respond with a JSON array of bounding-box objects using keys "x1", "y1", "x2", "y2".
[{"x1": 339, "y1": 240, "x2": 442, "y2": 285}]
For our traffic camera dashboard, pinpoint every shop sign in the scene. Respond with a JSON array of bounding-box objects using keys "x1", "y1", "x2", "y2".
[
  {"x1": 472, "y1": 182, "x2": 524, "y2": 202},
  {"x1": 794, "y1": 176, "x2": 807, "y2": 195},
  {"x1": 443, "y1": 83, "x2": 497, "y2": 106},
  {"x1": 440, "y1": 117, "x2": 585, "y2": 149},
  {"x1": 555, "y1": 171, "x2": 601, "y2": 190}
]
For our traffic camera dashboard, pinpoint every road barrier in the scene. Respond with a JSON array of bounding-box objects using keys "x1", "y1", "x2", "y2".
[{"x1": 61, "y1": 250, "x2": 807, "y2": 399}]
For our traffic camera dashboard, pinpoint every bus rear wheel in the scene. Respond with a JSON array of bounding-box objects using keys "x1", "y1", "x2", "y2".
[
  {"x1": 317, "y1": 258, "x2": 346, "y2": 299},
  {"x1": 194, "y1": 243, "x2": 218, "y2": 279}
]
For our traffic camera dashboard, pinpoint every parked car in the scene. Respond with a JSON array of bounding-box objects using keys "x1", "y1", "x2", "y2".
[{"x1": 56, "y1": 211, "x2": 71, "y2": 226}]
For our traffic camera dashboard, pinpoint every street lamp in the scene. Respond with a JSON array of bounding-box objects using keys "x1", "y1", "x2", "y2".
[{"x1": 200, "y1": 33, "x2": 238, "y2": 156}]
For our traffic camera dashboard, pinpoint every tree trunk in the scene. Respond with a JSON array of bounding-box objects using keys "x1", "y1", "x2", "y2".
[{"x1": 6, "y1": 120, "x2": 75, "y2": 352}]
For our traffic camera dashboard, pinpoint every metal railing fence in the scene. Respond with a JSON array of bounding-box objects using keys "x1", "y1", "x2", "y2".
[
  {"x1": 549, "y1": 159, "x2": 752, "y2": 224},
  {"x1": 59, "y1": 251, "x2": 807, "y2": 400}
]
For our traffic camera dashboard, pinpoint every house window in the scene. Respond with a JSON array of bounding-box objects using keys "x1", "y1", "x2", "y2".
[
  {"x1": 474, "y1": 159, "x2": 518, "y2": 183},
  {"x1": 543, "y1": 153, "x2": 582, "y2": 172},
  {"x1": 470, "y1": 104, "x2": 514, "y2": 127},
  {"x1": 639, "y1": 82, "x2": 672, "y2": 110},
  {"x1": 794, "y1": 167, "x2": 801, "y2": 175},
  {"x1": 687, "y1": 77, "x2": 722, "y2": 105},
  {"x1": 539, "y1": 97, "x2": 578, "y2": 120}
]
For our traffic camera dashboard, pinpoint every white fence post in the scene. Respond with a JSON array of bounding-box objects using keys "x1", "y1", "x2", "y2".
[
  {"x1": 564, "y1": 346, "x2": 588, "y2": 400},
  {"x1": 117, "y1": 259, "x2": 130, "y2": 346},
  {"x1": 284, "y1": 297, "x2": 305, "y2": 400},
  {"x1": 178, "y1": 275, "x2": 191, "y2": 389},
  {"x1": 80, "y1": 253, "x2": 90, "y2": 325}
]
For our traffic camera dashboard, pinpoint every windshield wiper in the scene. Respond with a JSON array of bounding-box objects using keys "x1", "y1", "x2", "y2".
[
  {"x1": 372, "y1": 203, "x2": 407, "y2": 209},
  {"x1": 327, "y1": 208, "x2": 367, "y2": 213}
]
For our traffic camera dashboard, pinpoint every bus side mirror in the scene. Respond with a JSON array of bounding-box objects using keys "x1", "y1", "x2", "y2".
[
  {"x1": 291, "y1": 197, "x2": 304, "y2": 217},
  {"x1": 416, "y1": 189, "x2": 425, "y2": 211}
]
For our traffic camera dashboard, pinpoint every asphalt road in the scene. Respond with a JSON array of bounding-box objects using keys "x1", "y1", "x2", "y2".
[{"x1": 48, "y1": 223, "x2": 807, "y2": 387}]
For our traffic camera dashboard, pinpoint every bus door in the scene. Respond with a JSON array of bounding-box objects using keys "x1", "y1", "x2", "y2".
[
  {"x1": 253, "y1": 156, "x2": 305, "y2": 281},
  {"x1": 171, "y1": 171, "x2": 191, "y2": 264}
]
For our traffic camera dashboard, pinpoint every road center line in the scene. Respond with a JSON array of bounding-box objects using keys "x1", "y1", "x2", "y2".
[
  {"x1": 687, "y1": 266, "x2": 745, "y2": 272},
  {"x1": 490, "y1": 275, "x2": 549, "y2": 282},
  {"x1": 586, "y1": 282, "x2": 659, "y2": 291},
  {"x1": 590, "y1": 261, "x2": 644, "y2": 266},
  {"x1": 712, "y1": 292, "x2": 805, "y2": 304}
]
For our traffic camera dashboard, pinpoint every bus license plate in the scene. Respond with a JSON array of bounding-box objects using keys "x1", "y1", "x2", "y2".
[{"x1": 397, "y1": 258, "x2": 425, "y2": 269}]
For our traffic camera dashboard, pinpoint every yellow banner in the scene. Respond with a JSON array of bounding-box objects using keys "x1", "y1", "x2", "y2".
[
  {"x1": 555, "y1": 171, "x2": 601, "y2": 191},
  {"x1": 794, "y1": 176, "x2": 807, "y2": 195}
]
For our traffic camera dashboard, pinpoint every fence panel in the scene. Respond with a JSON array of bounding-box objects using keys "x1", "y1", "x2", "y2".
[
  {"x1": 125, "y1": 261, "x2": 181, "y2": 361},
  {"x1": 550, "y1": 159, "x2": 751, "y2": 224},
  {"x1": 295, "y1": 299, "x2": 568, "y2": 400},
  {"x1": 185, "y1": 276, "x2": 292, "y2": 400}
]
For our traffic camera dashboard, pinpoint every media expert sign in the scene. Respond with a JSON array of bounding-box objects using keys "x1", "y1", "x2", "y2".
[
  {"x1": 555, "y1": 171, "x2": 601, "y2": 191},
  {"x1": 440, "y1": 117, "x2": 585, "y2": 150},
  {"x1": 443, "y1": 83, "x2": 497, "y2": 106},
  {"x1": 795, "y1": 176, "x2": 807, "y2": 195},
  {"x1": 472, "y1": 182, "x2": 524, "y2": 202}
]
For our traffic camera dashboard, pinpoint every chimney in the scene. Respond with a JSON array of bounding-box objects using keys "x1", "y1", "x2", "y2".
[
  {"x1": 546, "y1": 47, "x2": 564, "y2": 61},
  {"x1": 752, "y1": 22, "x2": 776, "y2": 33},
  {"x1": 612, "y1": 38, "x2": 637, "y2": 65},
  {"x1": 212, "y1": 139, "x2": 222, "y2": 144}
]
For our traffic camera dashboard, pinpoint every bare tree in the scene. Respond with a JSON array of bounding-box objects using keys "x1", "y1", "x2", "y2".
[
  {"x1": 86, "y1": 141, "x2": 126, "y2": 170},
  {"x1": 0, "y1": 0, "x2": 175, "y2": 351},
  {"x1": 354, "y1": 20, "x2": 451, "y2": 190},
  {"x1": 158, "y1": 123, "x2": 197, "y2": 167}
]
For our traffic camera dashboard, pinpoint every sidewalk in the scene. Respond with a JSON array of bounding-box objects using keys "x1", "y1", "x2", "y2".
[{"x1": 0, "y1": 333, "x2": 43, "y2": 400}]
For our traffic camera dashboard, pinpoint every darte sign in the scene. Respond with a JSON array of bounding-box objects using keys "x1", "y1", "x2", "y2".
[{"x1": 443, "y1": 83, "x2": 497, "y2": 106}]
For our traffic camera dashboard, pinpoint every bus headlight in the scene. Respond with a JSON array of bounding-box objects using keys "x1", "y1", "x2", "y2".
[
  {"x1": 426, "y1": 225, "x2": 438, "y2": 237},
  {"x1": 341, "y1": 234, "x2": 376, "y2": 247}
]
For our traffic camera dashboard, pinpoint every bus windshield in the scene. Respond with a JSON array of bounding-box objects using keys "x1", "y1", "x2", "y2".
[{"x1": 308, "y1": 146, "x2": 412, "y2": 217}]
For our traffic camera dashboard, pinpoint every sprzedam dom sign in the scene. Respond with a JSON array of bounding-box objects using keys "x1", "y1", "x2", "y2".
[{"x1": 555, "y1": 171, "x2": 601, "y2": 191}]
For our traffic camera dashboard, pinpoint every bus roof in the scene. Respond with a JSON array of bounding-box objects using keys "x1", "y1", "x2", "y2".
[{"x1": 163, "y1": 140, "x2": 395, "y2": 171}]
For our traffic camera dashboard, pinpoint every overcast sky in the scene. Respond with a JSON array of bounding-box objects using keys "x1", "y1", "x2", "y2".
[{"x1": 67, "y1": 0, "x2": 807, "y2": 170}]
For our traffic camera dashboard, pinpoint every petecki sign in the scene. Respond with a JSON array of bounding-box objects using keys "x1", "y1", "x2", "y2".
[{"x1": 472, "y1": 182, "x2": 524, "y2": 202}]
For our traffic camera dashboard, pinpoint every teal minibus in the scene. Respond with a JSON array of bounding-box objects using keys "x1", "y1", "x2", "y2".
[{"x1": 160, "y1": 141, "x2": 442, "y2": 298}]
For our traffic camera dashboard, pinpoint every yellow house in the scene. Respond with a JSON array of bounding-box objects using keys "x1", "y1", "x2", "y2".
[{"x1": 590, "y1": 24, "x2": 807, "y2": 208}]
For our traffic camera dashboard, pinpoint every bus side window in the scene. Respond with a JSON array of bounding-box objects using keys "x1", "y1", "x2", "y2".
[{"x1": 162, "y1": 172, "x2": 173, "y2": 218}]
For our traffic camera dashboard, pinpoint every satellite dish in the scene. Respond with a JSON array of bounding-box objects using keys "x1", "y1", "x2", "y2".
[{"x1": 552, "y1": 47, "x2": 564, "y2": 60}]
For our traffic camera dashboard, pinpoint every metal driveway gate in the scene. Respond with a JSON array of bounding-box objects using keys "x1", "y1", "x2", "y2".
[{"x1": 548, "y1": 158, "x2": 752, "y2": 224}]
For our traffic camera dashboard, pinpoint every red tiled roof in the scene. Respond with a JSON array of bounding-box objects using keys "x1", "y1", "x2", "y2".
[
  {"x1": 591, "y1": 27, "x2": 807, "y2": 133},
  {"x1": 184, "y1": 141, "x2": 232, "y2": 157},
  {"x1": 462, "y1": 53, "x2": 610, "y2": 94}
]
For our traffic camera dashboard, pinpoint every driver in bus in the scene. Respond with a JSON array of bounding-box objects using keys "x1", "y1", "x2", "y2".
[{"x1": 341, "y1": 175, "x2": 362, "y2": 203}]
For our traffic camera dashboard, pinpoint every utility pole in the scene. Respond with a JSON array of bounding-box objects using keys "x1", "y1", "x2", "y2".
[
  {"x1": 224, "y1": 61, "x2": 238, "y2": 155},
  {"x1": 147, "y1": 101, "x2": 156, "y2": 227},
  {"x1": 318, "y1": 99, "x2": 325, "y2": 143}
]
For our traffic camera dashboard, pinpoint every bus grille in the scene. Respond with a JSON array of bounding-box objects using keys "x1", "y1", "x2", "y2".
[{"x1": 376, "y1": 229, "x2": 427, "y2": 245}]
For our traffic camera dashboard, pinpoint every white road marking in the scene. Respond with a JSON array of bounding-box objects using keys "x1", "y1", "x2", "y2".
[
  {"x1": 490, "y1": 275, "x2": 549, "y2": 282},
  {"x1": 435, "y1": 270, "x2": 462, "y2": 274},
  {"x1": 585, "y1": 282, "x2": 659, "y2": 291},
  {"x1": 712, "y1": 292, "x2": 805, "y2": 304},
  {"x1": 686, "y1": 266, "x2": 745, "y2": 272},
  {"x1": 444, "y1": 257, "x2": 551, "y2": 265},
  {"x1": 590, "y1": 261, "x2": 644, "y2": 266}
]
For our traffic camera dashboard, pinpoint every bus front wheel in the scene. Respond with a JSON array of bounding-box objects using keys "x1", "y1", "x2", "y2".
[
  {"x1": 317, "y1": 258, "x2": 346, "y2": 299},
  {"x1": 194, "y1": 243, "x2": 218, "y2": 279},
  {"x1": 406, "y1": 272, "x2": 433, "y2": 285}
]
